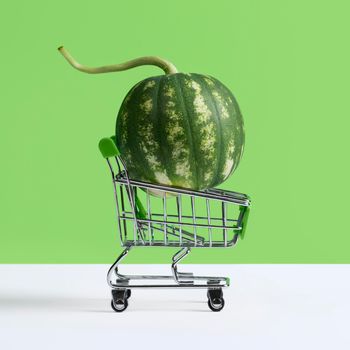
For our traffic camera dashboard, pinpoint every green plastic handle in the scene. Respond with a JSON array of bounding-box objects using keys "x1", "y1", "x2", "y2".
[
  {"x1": 98, "y1": 136, "x2": 120, "y2": 158},
  {"x1": 99, "y1": 135, "x2": 147, "y2": 220}
]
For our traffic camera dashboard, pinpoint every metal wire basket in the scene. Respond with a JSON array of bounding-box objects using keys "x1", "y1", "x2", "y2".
[{"x1": 99, "y1": 136, "x2": 251, "y2": 312}]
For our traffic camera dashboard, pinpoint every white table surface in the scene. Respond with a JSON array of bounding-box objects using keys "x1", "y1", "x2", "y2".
[{"x1": 0, "y1": 264, "x2": 349, "y2": 349}]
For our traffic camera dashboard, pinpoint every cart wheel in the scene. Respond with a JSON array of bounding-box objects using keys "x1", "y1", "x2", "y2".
[
  {"x1": 207, "y1": 288, "x2": 224, "y2": 312},
  {"x1": 126, "y1": 289, "x2": 131, "y2": 299},
  {"x1": 111, "y1": 298, "x2": 128, "y2": 312},
  {"x1": 208, "y1": 297, "x2": 225, "y2": 312},
  {"x1": 111, "y1": 289, "x2": 129, "y2": 312}
]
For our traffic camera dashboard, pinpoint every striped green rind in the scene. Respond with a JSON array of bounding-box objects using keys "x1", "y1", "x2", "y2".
[{"x1": 116, "y1": 73, "x2": 244, "y2": 191}]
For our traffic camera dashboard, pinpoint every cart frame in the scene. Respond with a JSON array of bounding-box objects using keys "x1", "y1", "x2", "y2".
[{"x1": 99, "y1": 136, "x2": 251, "y2": 312}]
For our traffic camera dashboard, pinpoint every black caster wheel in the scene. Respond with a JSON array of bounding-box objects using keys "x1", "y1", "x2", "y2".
[
  {"x1": 208, "y1": 297, "x2": 225, "y2": 312},
  {"x1": 111, "y1": 298, "x2": 128, "y2": 312},
  {"x1": 207, "y1": 288, "x2": 224, "y2": 312},
  {"x1": 111, "y1": 289, "x2": 129, "y2": 312}
]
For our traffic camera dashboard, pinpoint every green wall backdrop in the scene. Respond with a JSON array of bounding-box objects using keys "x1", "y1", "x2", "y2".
[{"x1": 1, "y1": 0, "x2": 349, "y2": 263}]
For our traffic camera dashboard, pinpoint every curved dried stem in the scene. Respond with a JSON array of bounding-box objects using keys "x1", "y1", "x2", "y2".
[{"x1": 58, "y1": 46, "x2": 178, "y2": 75}]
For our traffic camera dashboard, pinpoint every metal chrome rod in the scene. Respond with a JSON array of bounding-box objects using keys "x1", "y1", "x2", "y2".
[
  {"x1": 107, "y1": 247, "x2": 131, "y2": 288},
  {"x1": 147, "y1": 190, "x2": 152, "y2": 245},
  {"x1": 120, "y1": 187, "x2": 128, "y2": 241},
  {"x1": 120, "y1": 217, "x2": 240, "y2": 230},
  {"x1": 190, "y1": 196, "x2": 197, "y2": 246},
  {"x1": 222, "y1": 202, "x2": 227, "y2": 247},
  {"x1": 177, "y1": 195, "x2": 183, "y2": 245},
  {"x1": 171, "y1": 247, "x2": 192, "y2": 284},
  {"x1": 121, "y1": 241, "x2": 236, "y2": 247},
  {"x1": 206, "y1": 199, "x2": 213, "y2": 247},
  {"x1": 115, "y1": 177, "x2": 250, "y2": 206},
  {"x1": 145, "y1": 223, "x2": 205, "y2": 243},
  {"x1": 163, "y1": 192, "x2": 167, "y2": 245},
  {"x1": 110, "y1": 283, "x2": 229, "y2": 289},
  {"x1": 110, "y1": 274, "x2": 227, "y2": 281},
  {"x1": 123, "y1": 211, "x2": 238, "y2": 223}
]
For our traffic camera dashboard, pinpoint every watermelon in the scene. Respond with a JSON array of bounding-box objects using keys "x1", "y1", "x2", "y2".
[
  {"x1": 58, "y1": 47, "x2": 245, "y2": 191},
  {"x1": 116, "y1": 73, "x2": 244, "y2": 191}
]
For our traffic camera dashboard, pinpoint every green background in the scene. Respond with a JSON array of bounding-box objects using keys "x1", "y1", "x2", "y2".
[{"x1": 1, "y1": 0, "x2": 349, "y2": 263}]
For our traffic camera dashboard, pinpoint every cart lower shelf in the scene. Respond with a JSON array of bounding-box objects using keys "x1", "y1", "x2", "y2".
[{"x1": 108, "y1": 247, "x2": 229, "y2": 312}]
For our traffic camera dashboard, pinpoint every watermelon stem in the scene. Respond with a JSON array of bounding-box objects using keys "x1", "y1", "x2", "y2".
[{"x1": 57, "y1": 46, "x2": 178, "y2": 75}]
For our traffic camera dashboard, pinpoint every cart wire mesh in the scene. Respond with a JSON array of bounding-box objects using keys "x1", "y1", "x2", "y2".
[{"x1": 107, "y1": 155, "x2": 250, "y2": 249}]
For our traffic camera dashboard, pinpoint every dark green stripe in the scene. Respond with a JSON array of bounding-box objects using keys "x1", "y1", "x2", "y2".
[
  {"x1": 151, "y1": 76, "x2": 167, "y2": 181},
  {"x1": 172, "y1": 73, "x2": 199, "y2": 189}
]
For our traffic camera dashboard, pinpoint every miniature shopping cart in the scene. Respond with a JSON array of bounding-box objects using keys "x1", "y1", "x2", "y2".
[{"x1": 99, "y1": 136, "x2": 251, "y2": 312}]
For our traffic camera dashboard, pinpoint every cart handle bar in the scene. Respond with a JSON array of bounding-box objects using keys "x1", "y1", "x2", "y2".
[{"x1": 99, "y1": 136, "x2": 120, "y2": 158}]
